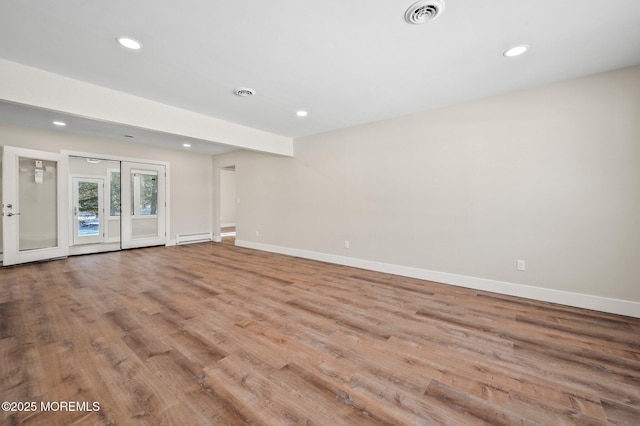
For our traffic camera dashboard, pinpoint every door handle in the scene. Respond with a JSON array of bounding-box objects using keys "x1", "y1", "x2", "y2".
[{"x1": 7, "y1": 212, "x2": 20, "y2": 216}]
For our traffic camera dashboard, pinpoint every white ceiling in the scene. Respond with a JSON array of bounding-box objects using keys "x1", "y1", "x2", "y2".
[{"x1": 1, "y1": 0, "x2": 640, "y2": 151}]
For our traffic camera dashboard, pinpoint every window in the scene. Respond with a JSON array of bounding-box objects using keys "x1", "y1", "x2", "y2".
[
  {"x1": 108, "y1": 169, "x2": 121, "y2": 217},
  {"x1": 131, "y1": 171, "x2": 158, "y2": 216}
]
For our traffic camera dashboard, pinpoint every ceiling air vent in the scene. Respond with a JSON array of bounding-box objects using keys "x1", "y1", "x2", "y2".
[
  {"x1": 233, "y1": 87, "x2": 256, "y2": 97},
  {"x1": 405, "y1": 0, "x2": 445, "y2": 25}
]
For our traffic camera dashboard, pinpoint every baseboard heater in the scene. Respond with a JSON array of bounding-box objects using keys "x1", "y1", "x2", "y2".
[{"x1": 176, "y1": 232, "x2": 213, "y2": 245}]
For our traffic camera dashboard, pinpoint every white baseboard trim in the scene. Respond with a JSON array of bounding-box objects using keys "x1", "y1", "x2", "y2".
[{"x1": 235, "y1": 240, "x2": 640, "y2": 318}]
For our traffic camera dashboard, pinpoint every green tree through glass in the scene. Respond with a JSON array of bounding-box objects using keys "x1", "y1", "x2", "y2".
[
  {"x1": 78, "y1": 182, "x2": 99, "y2": 215},
  {"x1": 110, "y1": 171, "x2": 121, "y2": 216},
  {"x1": 140, "y1": 174, "x2": 158, "y2": 215}
]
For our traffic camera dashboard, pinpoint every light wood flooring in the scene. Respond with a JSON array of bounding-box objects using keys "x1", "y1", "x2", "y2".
[{"x1": 1, "y1": 242, "x2": 639, "y2": 425}]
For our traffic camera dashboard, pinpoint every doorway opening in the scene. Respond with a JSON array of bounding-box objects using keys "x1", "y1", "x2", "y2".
[
  {"x1": 218, "y1": 166, "x2": 236, "y2": 243},
  {"x1": 69, "y1": 156, "x2": 121, "y2": 255}
]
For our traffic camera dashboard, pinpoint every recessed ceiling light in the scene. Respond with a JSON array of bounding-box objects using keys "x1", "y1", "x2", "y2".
[
  {"x1": 296, "y1": 110, "x2": 308, "y2": 117},
  {"x1": 503, "y1": 45, "x2": 530, "y2": 58},
  {"x1": 116, "y1": 36, "x2": 142, "y2": 50},
  {"x1": 182, "y1": 143, "x2": 191, "y2": 148},
  {"x1": 233, "y1": 87, "x2": 256, "y2": 97},
  {"x1": 53, "y1": 121, "x2": 66, "y2": 126}
]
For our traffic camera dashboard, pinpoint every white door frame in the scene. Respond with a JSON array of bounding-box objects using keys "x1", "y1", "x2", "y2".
[{"x1": 2, "y1": 146, "x2": 69, "y2": 266}]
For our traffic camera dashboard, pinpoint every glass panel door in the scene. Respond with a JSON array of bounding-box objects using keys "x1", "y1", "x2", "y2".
[
  {"x1": 121, "y1": 162, "x2": 166, "y2": 249},
  {"x1": 2, "y1": 146, "x2": 68, "y2": 266},
  {"x1": 72, "y1": 177, "x2": 104, "y2": 245}
]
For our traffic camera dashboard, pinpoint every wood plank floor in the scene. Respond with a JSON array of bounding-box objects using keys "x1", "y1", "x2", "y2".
[{"x1": 1, "y1": 242, "x2": 639, "y2": 425}]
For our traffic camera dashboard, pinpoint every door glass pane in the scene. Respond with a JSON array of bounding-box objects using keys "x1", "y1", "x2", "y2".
[
  {"x1": 131, "y1": 170, "x2": 159, "y2": 238},
  {"x1": 18, "y1": 157, "x2": 58, "y2": 251},
  {"x1": 110, "y1": 171, "x2": 121, "y2": 216},
  {"x1": 77, "y1": 181, "x2": 99, "y2": 237},
  {"x1": 140, "y1": 174, "x2": 158, "y2": 215}
]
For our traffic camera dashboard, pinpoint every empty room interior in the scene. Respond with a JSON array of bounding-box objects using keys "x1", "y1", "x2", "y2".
[{"x1": 1, "y1": 1, "x2": 639, "y2": 425}]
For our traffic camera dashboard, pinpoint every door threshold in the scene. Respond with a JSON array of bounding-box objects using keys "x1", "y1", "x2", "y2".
[{"x1": 69, "y1": 242, "x2": 121, "y2": 256}]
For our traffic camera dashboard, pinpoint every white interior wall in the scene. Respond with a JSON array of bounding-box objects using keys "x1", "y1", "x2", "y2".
[
  {"x1": 213, "y1": 65, "x2": 640, "y2": 315},
  {"x1": 1, "y1": 125, "x2": 214, "y2": 243}
]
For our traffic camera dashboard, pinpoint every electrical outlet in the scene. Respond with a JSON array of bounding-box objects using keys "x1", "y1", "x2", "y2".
[
  {"x1": 517, "y1": 260, "x2": 526, "y2": 271},
  {"x1": 256, "y1": 230, "x2": 260, "y2": 237},
  {"x1": 344, "y1": 240, "x2": 350, "y2": 249}
]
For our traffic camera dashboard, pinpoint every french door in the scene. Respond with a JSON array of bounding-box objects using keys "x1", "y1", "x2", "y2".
[
  {"x1": 1, "y1": 146, "x2": 68, "y2": 266},
  {"x1": 72, "y1": 177, "x2": 104, "y2": 245},
  {"x1": 121, "y1": 162, "x2": 166, "y2": 249}
]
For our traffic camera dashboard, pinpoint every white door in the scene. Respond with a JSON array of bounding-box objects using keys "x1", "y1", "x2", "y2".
[
  {"x1": 1, "y1": 146, "x2": 68, "y2": 266},
  {"x1": 72, "y1": 177, "x2": 104, "y2": 245},
  {"x1": 121, "y1": 162, "x2": 166, "y2": 249}
]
